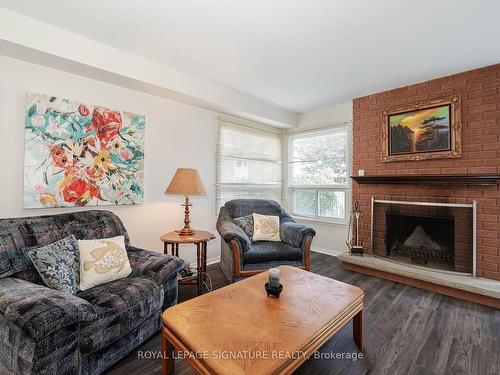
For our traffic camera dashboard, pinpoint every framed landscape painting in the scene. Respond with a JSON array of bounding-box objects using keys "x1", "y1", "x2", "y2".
[
  {"x1": 24, "y1": 92, "x2": 145, "y2": 208},
  {"x1": 381, "y1": 96, "x2": 461, "y2": 162}
]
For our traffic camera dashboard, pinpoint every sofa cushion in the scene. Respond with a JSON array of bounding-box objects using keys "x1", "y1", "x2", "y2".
[
  {"x1": 243, "y1": 241, "x2": 303, "y2": 264},
  {"x1": 77, "y1": 276, "x2": 163, "y2": 353},
  {"x1": 0, "y1": 277, "x2": 96, "y2": 341},
  {"x1": 0, "y1": 210, "x2": 129, "y2": 249},
  {"x1": 27, "y1": 235, "x2": 81, "y2": 294},
  {"x1": 0, "y1": 232, "x2": 34, "y2": 279},
  {"x1": 78, "y1": 236, "x2": 132, "y2": 291},
  {"x1": 225, "y1": 199, "x2": 283, "y2": 219}
]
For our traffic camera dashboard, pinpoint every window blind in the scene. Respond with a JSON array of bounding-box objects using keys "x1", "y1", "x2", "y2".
[{"x1": 216, "y1": 119, "x2": 282, "y2": 212}]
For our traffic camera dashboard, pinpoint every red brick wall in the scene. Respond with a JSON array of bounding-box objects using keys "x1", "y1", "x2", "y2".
[{"x1": 352, "y1": 63, "x2": 500, "y2": 281}]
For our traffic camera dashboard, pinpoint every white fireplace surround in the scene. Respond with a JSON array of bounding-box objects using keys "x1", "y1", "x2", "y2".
[{"x1": 370, "y1": 197, "x2": 477, "y2": 277}]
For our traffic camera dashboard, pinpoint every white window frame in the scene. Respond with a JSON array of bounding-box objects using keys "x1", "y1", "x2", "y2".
[{"x1": 285, "y1": 123, "x2": 352, "y2": 225}]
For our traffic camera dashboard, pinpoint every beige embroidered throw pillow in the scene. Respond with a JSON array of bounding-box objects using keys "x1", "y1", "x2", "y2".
[
  {"x1": 252, "y1": 213, "x2": 281, "y2": 241},
  {"x1": 78, "y1": 235, "x2": 132, "y2": 291}
]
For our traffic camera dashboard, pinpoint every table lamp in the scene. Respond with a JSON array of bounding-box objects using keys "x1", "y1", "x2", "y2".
[{"x1": 165, "y1": 168, "x2": 207, "y2": 236}]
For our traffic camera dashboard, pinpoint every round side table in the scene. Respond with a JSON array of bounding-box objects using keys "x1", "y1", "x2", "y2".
[{"x1": 160, "y1": 230, "x2": 215, "y2": 295}]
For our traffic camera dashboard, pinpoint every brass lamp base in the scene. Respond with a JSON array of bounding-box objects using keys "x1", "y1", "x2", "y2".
[
  {"x1": 176, "y1": 227, "x2": 196, "y2": 236},
  {"x1": 177, "y1": 196, "x2": 195, "y2": 236}
]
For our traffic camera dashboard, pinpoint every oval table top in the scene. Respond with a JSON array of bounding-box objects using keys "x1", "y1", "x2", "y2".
[{"x1": 160, "y1": 230, "x2": 215, "y2": 244}]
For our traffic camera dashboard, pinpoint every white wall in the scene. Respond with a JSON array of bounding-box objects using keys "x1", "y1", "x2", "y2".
[
  {"x1": 0, "y1": 55, "x2": 220, "y2": 265},
  {"x1": 292, "y1": 101, "x2": 353, "y2": 255},
  {"x1": 0, "y1": 53, "x2": 353, "y2": 266},
  {"x1": 297, "y1": 101, "x2": 352, "y2": 129}
]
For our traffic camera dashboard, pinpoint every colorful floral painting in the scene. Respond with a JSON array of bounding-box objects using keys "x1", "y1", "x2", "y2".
[{"x1": 24, "y1": 92, "x2": 145, "y2": 208}]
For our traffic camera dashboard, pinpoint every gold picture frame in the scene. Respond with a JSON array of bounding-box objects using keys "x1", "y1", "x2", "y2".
[{"x1": 381, "y1": 96, "x2": 462, "y2": 162}]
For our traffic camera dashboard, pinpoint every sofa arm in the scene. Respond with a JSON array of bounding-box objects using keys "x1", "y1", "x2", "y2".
[
  {"x1": 127, "y1": 246, "x2": 185, "y2": 285},
  {"x1": 280, "y1": 221, "x2": 316, "y2": 248},
  {"x1": 0, "y1": 277, "x2": 96, "y2": 341}
]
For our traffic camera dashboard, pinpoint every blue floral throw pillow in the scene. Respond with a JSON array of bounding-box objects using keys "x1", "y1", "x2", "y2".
[{"x1": 27, "y1": 235, "x2": 80, "y2": 294}]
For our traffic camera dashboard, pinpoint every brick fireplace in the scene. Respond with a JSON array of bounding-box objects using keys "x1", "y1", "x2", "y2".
[{"x1": 351, "y1": 63, "x2": 500, "y2": 281}]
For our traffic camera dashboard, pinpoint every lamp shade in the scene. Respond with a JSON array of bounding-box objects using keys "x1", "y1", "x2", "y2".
[{"x1": 165, "y1": 168, "x2": 207, "y2": 196}]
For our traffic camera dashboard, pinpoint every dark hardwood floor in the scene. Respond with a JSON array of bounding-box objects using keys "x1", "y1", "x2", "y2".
[{"x1": 106, "y1": 252, "x2": 500, "y2": 375}]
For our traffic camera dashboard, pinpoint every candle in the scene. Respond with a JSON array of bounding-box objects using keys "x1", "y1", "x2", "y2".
[
  {"x1": 269, "y1": 268, "x2": 280, "y2": 288},
  {"x1": 358, "y1": 169, "x2": 365, "y2": 176}
]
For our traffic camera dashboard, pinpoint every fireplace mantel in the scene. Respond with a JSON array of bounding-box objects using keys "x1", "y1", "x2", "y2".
[{"x1": 351, "y1": 174, "x2": 500, "y2": 186}]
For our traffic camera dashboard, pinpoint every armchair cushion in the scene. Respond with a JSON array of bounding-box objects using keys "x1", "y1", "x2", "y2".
[
  {"x1": 252, "y1": 213, "x2": 281, "y2": 242},
  {"x1": 280, "y1": 221, "x2": 316, "y2": 248},
  {"x1": 243, "y1": 242, "x2": 302, "y2": 264},
  {"x1": 0, "y1": 277, "x2": 96, "y2": 341},
  {"x1": 127, "y1": 245, "x2": 185, "y2": 285},
  {"x1": 233, "y1": 215, "x2": 254, "y2": 241}
]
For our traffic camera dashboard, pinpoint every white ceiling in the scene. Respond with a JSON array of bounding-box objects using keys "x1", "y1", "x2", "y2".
[{"x1": 1, "y1": 0, "x2": 499, "y2": 112}]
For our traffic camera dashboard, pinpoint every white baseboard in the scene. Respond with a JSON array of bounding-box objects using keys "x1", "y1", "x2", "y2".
[
  {"x1": 207, "y1": 256, "x2": 221, "y2": 265},
  {"x1": 312, "y1": 246, "x2": 344, "y2": 257}
]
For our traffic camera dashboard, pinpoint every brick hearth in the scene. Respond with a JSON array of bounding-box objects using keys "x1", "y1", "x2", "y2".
[{"x1": 352, "y1": 63, "x2": 500, "y2": 281}]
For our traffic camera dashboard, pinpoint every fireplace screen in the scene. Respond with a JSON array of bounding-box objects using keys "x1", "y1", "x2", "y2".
[
  {"x1": 386, "y1": 213, "x2": 454, "y2": 265},
  {"x1": 371, "y1": 199, "x2": 474, "y2": 274}
]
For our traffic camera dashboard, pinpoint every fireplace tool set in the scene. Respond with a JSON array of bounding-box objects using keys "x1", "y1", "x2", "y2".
[{"x1": 346, "y1": 201, "x2": 364, "y2": 255}]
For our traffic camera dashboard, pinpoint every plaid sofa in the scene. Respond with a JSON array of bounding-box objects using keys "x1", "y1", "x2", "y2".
[
  {"x1": 0, "y1": 210, "x2": 184, "y2": 375},
  {"x1": 217, "y1": 199, "x2": 315, "y2": 282}
]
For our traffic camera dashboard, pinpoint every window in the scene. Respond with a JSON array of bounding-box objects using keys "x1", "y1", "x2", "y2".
[
  {"x1": 216, "y1": 118, "x2": 282, "y2": 212},
  {"x1": 287, "y1": 125, "x2": 351, "y2": 222}
]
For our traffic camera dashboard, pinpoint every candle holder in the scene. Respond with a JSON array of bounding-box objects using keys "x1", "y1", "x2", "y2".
[{"x1": 264, "y1": 282, "x2": 283, "y2": 298}]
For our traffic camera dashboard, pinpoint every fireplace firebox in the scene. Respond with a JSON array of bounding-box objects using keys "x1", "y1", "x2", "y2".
[{"x1": 386, "y1": 213, "x2": 454, "y2": 266}]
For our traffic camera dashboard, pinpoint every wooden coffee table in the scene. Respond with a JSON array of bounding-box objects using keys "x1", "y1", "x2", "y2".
[{"x1": 161, "y1": 265, "x2": 364, "y2": 375}]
